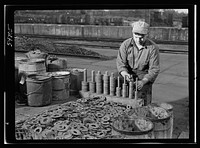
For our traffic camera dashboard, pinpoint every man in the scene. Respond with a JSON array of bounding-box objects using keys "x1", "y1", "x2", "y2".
[{"x1": 116, "y1": 20, "x2": 160, "y2": 105}]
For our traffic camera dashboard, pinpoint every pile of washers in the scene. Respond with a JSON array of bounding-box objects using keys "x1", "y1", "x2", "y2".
[{"x1": 15, "y1": 97, "x2": 170, "y2": 140}]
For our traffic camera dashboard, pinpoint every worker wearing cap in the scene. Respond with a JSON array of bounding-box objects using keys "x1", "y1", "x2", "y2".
[{"x1": 116, "y1": 20, "x2": 160, "y2": 105}]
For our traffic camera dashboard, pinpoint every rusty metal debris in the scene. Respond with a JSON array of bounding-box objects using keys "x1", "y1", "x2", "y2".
[{"x1": 15, "y1": 97, "x2": 171, "y2": 140}]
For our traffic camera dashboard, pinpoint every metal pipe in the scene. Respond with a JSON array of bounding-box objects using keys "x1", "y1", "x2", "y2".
[
  {"x1": 83, "y1": 68, "x2": 87, "y2": 82},
  {"x1": 135, "y1": 78, "x2": 138, "y2": 100}
]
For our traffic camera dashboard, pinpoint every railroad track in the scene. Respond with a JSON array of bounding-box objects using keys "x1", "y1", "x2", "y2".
[{"x1": 55, "y1": 42, "x2": 188, "y2": 55}]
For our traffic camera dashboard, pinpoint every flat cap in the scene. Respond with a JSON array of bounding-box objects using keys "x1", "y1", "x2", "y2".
[{"x1": 131, "y1": 21, "x2": 149, "y2": 34}]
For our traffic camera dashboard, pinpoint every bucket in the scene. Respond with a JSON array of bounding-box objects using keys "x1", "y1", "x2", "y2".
[
  {"x1": 69, "y1": 68, "x2": 84, "y2": 95},
  {"x1": 26, "y1": 74, "x2": 52, "y2": 107},
  {"x1": 18, "y1": 58, "x2": 46, "y2": 76},
  {"x1": 50, "y1": 71, "x2": 70, "y2": 101},
  {"x1": 159, "y1": 103, "x2": 174, "y2": 138},
  {"x1": 25, "y1": 50, "x2": 48, "y2": 60},
  {"x1": 48, "y1": 58, "x2": 67, "y2": 72},
  {"x1": 15, "y1": 67, "x2": 19, "y2": 92},
  {"x1": 15, "y1": 57, "x2": 28, "y2": 94},
  {"x1": 15, "y1": 57, "x2": 28, "y2": 69},
  {"x1": 151, "y1": 117, "x2": 172, "y2": 139},
  {"x1": 149, "y1": 104, "x2": 173, "y2": 139},
  {"x1": 15, "y1": 57, "x2": 29, "y2": 90},
  {"x1": 111, "y1": 117, "x2": 154, "y2": 139},
  {"x1": 25, "y1": 50, "x2": 48, "y2": 68}
]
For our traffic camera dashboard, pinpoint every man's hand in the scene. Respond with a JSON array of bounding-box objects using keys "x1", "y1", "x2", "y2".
[
  {"x1": 136, "y1": 80, "x2": 144, "y2": 90},
  {"x1": 120, "y1": 71, "x2": 132, "y2": 81},
  {"x1": 135, "y1": 78, "x2": 148, "y2": 90}
]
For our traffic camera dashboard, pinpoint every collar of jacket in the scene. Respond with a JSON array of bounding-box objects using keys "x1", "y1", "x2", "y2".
[{"x1": 130, "y1": 37, "x2": 149, "y2": 50}]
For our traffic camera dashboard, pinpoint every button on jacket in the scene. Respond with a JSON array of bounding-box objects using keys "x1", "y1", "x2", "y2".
[{"x1": 116, "y1": 37, "x2": 160, "y2": 83}]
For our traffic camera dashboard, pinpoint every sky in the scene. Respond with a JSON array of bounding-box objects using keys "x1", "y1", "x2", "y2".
[
  {"x1": 174, "y1": 9, "x2": 188, "y2": 14},
  {"x1": 104, "y1": 9, "x2": 188, "y2": 14}
]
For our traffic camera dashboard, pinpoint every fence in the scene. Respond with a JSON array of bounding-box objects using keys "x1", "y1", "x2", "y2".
[{"x1": 15, "y1": 23, "x2": 188, "y2": 43}]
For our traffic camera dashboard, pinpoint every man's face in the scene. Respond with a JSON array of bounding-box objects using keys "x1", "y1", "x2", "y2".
[{"x1": 133, "y1": 32, "x2": 147, "y2": 46}]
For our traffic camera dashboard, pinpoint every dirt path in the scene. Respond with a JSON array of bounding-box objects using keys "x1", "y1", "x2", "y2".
[{"x1": 169, "y1": 97, "x2": 189, "y2": 138}]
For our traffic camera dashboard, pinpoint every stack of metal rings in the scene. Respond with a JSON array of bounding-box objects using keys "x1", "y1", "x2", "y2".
[
  {"x1": 89, "y1": 70, "x2": 96, "y2": 93},
  {"x1": 81, "y1": 69, "x2": 89, "y2": 92},
  {"x1": 103, "y1": 71, "x2": 110, "y2": 95},
  {"x1": 96, "y1": 71, "x2": 103, "y2": 94},
  {"x1": 109, "y1": 72, "x2": 116, "y2": 96}
]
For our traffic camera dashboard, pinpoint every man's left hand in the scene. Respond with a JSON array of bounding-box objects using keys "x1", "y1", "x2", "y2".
[
  {"x1": 135, "y1": 78, "x2": 148, "y2": 90},
  {"x1": 136, "y1": 80, "x2": 144, "y2": 90}
]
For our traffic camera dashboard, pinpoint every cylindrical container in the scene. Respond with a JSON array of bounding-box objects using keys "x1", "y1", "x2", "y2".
[
  {"x1": 48, "y1": 58, "x2": 67, "y2": 72},
  {"x1": 135, "y1": 78, "x2": 138, "y2": 100},
  {"x1": 91, "y1": 70, "x2": 95, "y2": 82},
  {"x1": 117, "y1": 76, "x2": 120, "y2": 87},
  {"x1": 116, "y1": 87, "x2": 121, "y2": 97},
  {"x1": 18, "y1": 58, "x2": 46, "y2": 76},
  {"x1": 112, "y1": 130, "x2": 154, "y2": 139},
  {"x1": 51, "y1": 71, "x2": 70, "y2": 101},
  {"x1": 83, "y1": 69, "x2": 87, "y2": 82},
  {"x1": 15, "y1": 57, "x2": 28, "y2": 92},
  {"x1": 149, "y1": 104, "x2": 173, "y2": 139},
  {"x1": 15, "y1": 57, "x2": 28, "y2": 69},
  {"x1": 18, "y1": 58, "x2": 47, "y2": 99},
  {"x1": 25, "y1": 50, "x2": 48, "y2": 68},
  {"x1": 69, "y1": 68, "x2": 84, "y2": 95},
  {"x1": 82, "y1": 81, "x2": 89, "y2": 92},
  {"x1": 103, "y1": 74, "x2": 109, "y2": 95},
  {"x1": 15, "y1": 67, "x2": 19, "y2": 92},
  {"x1": 25, "y1": 50, "x2": 48, "y2": 60},
  {"x1": 159, "y1": 103, "x2": 174, "y2": 138},
  {"x1": 26, "y1": 74, "x2": 52, "y2": 107},
  {"x1": 89, "y1": 81, "x2": 96, "y2": 93},
  {"x1": 110, "y1": 73, "x2": 116, "y2": 96},
  {"x1": 96, "y1": 82, "x2": 103, "y2": 94},
  {"x1": 96, "y1": 72, "x2": 103, "y2": 94},
  {"x1": 129, "y1": 81, "x2": 134, "y2": 99},
  {"x1": 122, "y1": 84, "x2": 127, "y2": 98},
  {"x1": 95, "y1": 72, "x2": 102, "y2": 83},
  {"x1": 112, "y1": 118, "x2": 154, "y2": 139}
]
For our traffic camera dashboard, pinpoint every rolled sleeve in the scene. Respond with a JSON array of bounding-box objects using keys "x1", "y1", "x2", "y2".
[
  {"x1": 143, "y1": 45, "x2": 160, "y2": 83},
  {"x1": 116, "y1": 41, "x2": 128, "y2": 74}
]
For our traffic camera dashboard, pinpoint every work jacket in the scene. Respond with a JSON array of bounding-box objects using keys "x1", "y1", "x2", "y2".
[{"x1": 116, "y1": 37, "x2": 160, "y2": 83}]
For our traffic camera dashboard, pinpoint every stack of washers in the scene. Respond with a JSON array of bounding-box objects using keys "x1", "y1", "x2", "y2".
[
  {"x1": 122, "y1": 76, "x2": 128, "y2": 98},
  {"x1": 89, "y1": 70, "x2": 96, "y2": 93},
  {"x1": 15, "y1": 96, "x2": 172, "y2": 140},
  {"x1": 81, "y1": 69, "x2": 137, "y2": 99},
  {"x1": 103, "y1": 71, "x2": 109, "y2": 95},
  {"x1": 128, "y1": 81, "x2": 134, "y2": 99},
  {"x1": 109, "y1": 73, "x2": 116, "y2": 96},
  {"x1": 81, "y1": 69, "x2": 89, "y2": 92},
  {"x1": 116, "y1": 76, "x2": 121, "y2": 97},
  {"x1": 96, "y1": 71, "x2": 103, "y2": 94}
]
